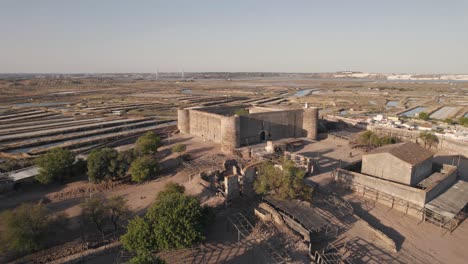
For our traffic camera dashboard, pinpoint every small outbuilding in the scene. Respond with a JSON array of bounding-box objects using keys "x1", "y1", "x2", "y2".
[{"x1": 361, "y1": 142, "x2": 433, "y2": 186}]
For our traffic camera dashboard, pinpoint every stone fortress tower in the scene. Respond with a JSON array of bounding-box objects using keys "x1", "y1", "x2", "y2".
[{"x1": 177, "y1": 105, "x2": 319, "y2": 152}]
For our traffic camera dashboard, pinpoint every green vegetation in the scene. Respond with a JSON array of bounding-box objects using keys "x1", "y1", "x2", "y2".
[
  {"x1": 0, "y1": 159, "x2": 34, "y2": 173},
  {"x1": 128, "y1": 252, "x2": 166, "y2": 264},
  {"x1": 171, "y1": 143, "x2": 187, "y2": 154},
  {"x1": 459, "y1": 117, "x2": 468, "y2": 127},
  {"x1": 87, "y1": 148, "x2": 134, "y2": 183},
  {"x1": 121, "y1": 183, "x2": 213, "y2": 259},
  {"x1": 81, "y1": 195, "x2": 130, "y2": 235},
  {"x1": 0, "y1": 203, "x2": 66, "y2": 255},
  {"x1": 172, "y1": 143, "x2": 188, "y2": 162},
  {"x1": 253, "y1": 159, "x2": 312, "y2": 201},
  {"x1": 418, "y1": 112, "x2": 430, "y2": 121},
  {"x1": 357, "y1": 131, "x2": 399, "y2": 148},
  {"x1": 129, "y1": 156, "x2": 159, "y2": 183},
  {"x1": 419, "y1": 131, "x2": 439, "y2": 149},
  {"x1": 35, "y1": 148, "x2": 75, "y2": 184},
  {"x1": 444, "y1": 118, "x2": 453, "y2": 125},
  {"x1": 135, "y1": 131, "x2": 161, "y2": 155},
  {"x1": 234, "y1": 108, "x2": 249, "y2": 116}
]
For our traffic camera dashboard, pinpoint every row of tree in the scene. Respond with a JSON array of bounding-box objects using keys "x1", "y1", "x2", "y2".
[
  {"x1": 356, "y1": 131, "x2": 399, "y2": 148},
  {"x1": 35, "y1": 131, "x2": 166, "y2": 184}
]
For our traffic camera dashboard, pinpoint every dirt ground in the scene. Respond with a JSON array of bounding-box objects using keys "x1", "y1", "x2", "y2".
[{"x1": 2, "y1": 132, "x2": 468, "y2": 263}]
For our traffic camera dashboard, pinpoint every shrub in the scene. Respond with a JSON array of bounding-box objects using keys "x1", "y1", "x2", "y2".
[
  {"x1": 419, "y1": 131, "x2": 439, "y2": 149},
  {"x1": 254, "y1": 159, "x2": 312, "y2": 201},
  {"x1": 35, "y1": 148, "x2": 75, "y2": 184},
  {"x1": 135, "y1": 132, "x2": 161, "y2": 155},
  {"x1": 171, "y1": 143, "x2": 187, "y2": 154},
  {"x1": 0, "y1": 203, "x2": 66, "y2": 255},
  {"x1": 87, "y1": 148, "x2": 119, "y2": 183},
  {"x1": 418, "y1": 112, "x2": 430, "y2": 121},
  {"x1": 121, "y1": 183, "x2": 213, "y2": 253},
  {"x1": 234, "y1": 108, "x2": 249, "y2": 116},
  {"x1": 129, "y1": 156, "x2": 159, "y2": 183}
]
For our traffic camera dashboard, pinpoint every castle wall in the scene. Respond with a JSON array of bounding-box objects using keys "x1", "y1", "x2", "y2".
[
  {"x1": 238, "y1": 109, "x2": 304, "y2": 146},
  {"x1": 177, "y1": 106, "x2": 318, "y2": 151},
  {"x1": 303, "y1": 107, "x2": 319, "y2": 140},
  {"x1": 221, "y1": 116, "x2": 240, "y2": 151},
  {"x1": 177, "y1": 109, "x2": 190, "y2": 134},
  {"x1": 187, "y1": 110, "x2": 223, "y2": 143}
]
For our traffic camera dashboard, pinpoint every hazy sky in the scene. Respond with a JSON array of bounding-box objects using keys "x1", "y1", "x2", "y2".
[{"x1": 1, "y1": 0, "x2": 467, "y2": 73}]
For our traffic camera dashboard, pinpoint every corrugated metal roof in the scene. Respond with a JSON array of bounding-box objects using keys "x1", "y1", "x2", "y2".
[
  {"x1": 264, "y1": 196, "x2": 328, "y2": 232},
  {"x1": 426, "y1": 180, "x2": 468, "y2": 219}
]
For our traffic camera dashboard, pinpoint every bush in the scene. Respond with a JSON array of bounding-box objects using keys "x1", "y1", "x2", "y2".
[
  {"x1": 87, "y1": 148, "x2": 119, "y2": 183},
  {"x1": 121, "y1": 183, "x2": 213, "y2": 253},
  {"x1": 81, "y1": 195, "x2": 130, "y2": 235},
  {"x1": 135, "y1": 132, "x2": 161, "y2": 155},
  {"x1": 112, "y1": 150, "x2": 135, "y2": 178},
  {"x1": 357, "y1": 131, "x2": 399, "y2": 148},
  {"x1": 0, "y1": 159, "x2": 34, "y2": 173},
  {"x1": 87, "y1": 148, "x2": 134, "y2": 183},
  {"x1": 0, "y1": 203, "x2": 65, "y2": 255},
  {"x1": 128, "y1": 252, "x2": 166, "y2": 264},
  {"x1": 129, "y1": 156, "x2": 159, "y2": 183},
  {"x1": 458, "y1": 117, "x2": 468, "y2": 127},
  {"x1": 234, "y1": 109, "x2": 249, "y2": 116},
  {"x1": 418, "y1": 112, "x2": 430, "y2": 121},
  {"x1": 254, "y1": 159, "x2": 312, "y2": 201},
  {"x1": 35, "y1": 148, "x2": 75, "y2": 184},
  {"x1": 171, "y1": 143, "x2": 186, "y2": 154},
  {"x1": 419, "y1": 131, "x2": 439, "y2": 149}
]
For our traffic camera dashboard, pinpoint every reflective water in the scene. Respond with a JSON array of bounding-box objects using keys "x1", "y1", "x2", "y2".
[{"x1": 400, "y1": 107, "x2": 427, "y2": 117}]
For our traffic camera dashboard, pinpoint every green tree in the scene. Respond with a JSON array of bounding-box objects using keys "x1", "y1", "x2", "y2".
[
  {"x1": 357, "y1": 131, "x2": 398, "y2": 148},
  {"x1": 254, "y1": 159, "x2": 312, "y2": 201},
  {"x1": 129, "y1": 156, "x2": 159, "y2": 183},
  {"x1": 111, "y1": 150, "x2": 135, "y2": 178},
  {"x1": 121, "y1": 183, "x2": 213, "y2": 253},
  {"x1": 135, "y1": 131, "x2": 161, "y2": 156},
  {"x1": 35, "y1": 148, "x2": 75, "y2": 184},
  {"x1": 458, "y1": 117, "x2": 468, "y2": 127},
  {"x1": 0, "y1": 203, "x2": 60, "y2": 254},
  {"x1": 128, "y1": 252, "x2": 166, "y2": 264},
  {"x1": 81, "y1": 196, "x2": 108, "y2": 236},
  {"x1": 87, "y1": 148, "x2": 119, "y2": 183},
  {"x1": 107, "y1": 195, "x2": 131, "y2": 232},
  {"x1": 444, "y1": 118, "x2": 453, "y2": 125},
  {"x1": 81, "y1": 195, "x2": 130, "y2": 235},
  {"x1": 419, "y1": 131, "x2": 439, "y2": 149},
  {"x1": 418, "y1": 112, "x2": 430, "y2": 121},
  {"x1": 380, "y1": 136, "x2": 398, "y2": 145},
  {"x1": 121, "y1": 216, "x2": 156, "y2": 253}
]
